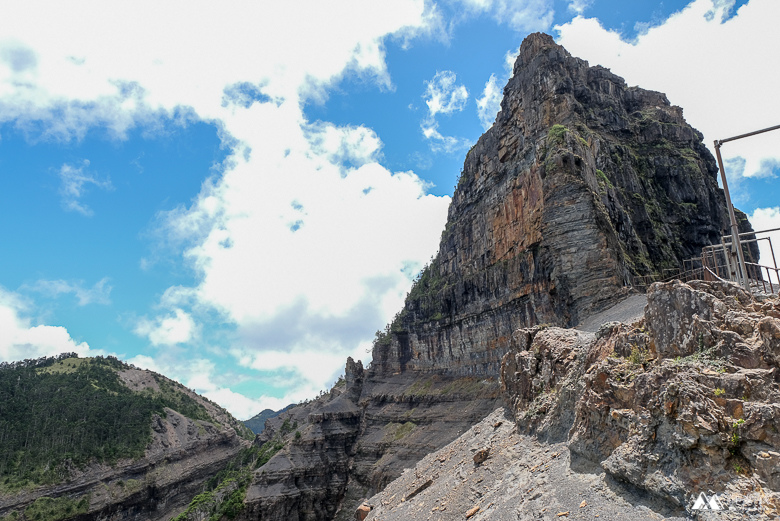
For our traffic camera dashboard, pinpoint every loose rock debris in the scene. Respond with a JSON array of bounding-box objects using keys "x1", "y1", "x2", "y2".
[{"x1": 363, "y1": 409, "x2": 688, "y2": 521}]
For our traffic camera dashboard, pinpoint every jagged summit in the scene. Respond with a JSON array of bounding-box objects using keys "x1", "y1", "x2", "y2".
[{"x1": 372, "y1": 31, "x2": 738, "y2": 379}]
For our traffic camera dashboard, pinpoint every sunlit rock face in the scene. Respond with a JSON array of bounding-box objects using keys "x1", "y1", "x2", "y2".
[{"x1": 372, "y1": 32, "x2": 736, "y2": 379}]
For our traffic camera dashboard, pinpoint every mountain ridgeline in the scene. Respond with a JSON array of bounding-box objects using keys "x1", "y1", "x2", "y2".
[
  {"x1": 0, "y1": 354, "x2": 254, "y2": 521},
  {"x1": 223, "y1": 33, "x2": 753, "y2": 520},
  {"x1": 0, "y1": 33, "x2": 764, "y2": 521}
]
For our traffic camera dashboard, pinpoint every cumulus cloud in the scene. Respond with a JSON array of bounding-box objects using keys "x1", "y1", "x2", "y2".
[
  {"x1": 57, "y1": 160, "x2": 113, "y2": 216},
  {"x1": 29, "y1": 277, "x2": 112, "y2": 306},
  {"x1": 555, "y1": 0, "x2": 780, "y2": 184},
  {"x1": 0, "y1": 1, "x2": 427, "y2": 138},
  {"x1": 420, "y1": 70, "x2": 472, "y2": 152},
  {"x1": 0, "y1": 0, "x2": 450, "y2": 414},
  {"x1": 135, "y1": 308, "x2": 198, "y2": 346},
  {"x1": 0, "y1": 287, "x2": 98, "y2": 362},
  {"x1": 748, "y1": 207, "x2": 780, "y2": 284},
  {"x1": 0, "y1": 0, "x2": 459, "y2": 418}
]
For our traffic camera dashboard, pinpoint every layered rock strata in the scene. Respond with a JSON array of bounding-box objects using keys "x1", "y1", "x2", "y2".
[
  {"x1": 373, "y1": 32, "x2": 738, "y2": 380},
  {"x1": 238, "y1": 32, "x2": 751, "y2": 520},
  {"x1": 0, "y1": 366, "x2": 251, "y2": 521}
]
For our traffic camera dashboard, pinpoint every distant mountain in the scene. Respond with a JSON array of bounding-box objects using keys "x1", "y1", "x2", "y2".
[
  {"x1": 243, "y1": 404, "x2": 294, "y2": 434},
  {"x1": 0, "y1": 353, "x2": 255, "y2": 521}
]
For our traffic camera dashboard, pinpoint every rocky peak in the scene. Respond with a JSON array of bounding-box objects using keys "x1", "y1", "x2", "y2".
[
  {"x1": 231, "y1": 34, "x2": 761, "y2": 521},
  {"x1": 345, "y1": 356, "x2": 364, "y2": 401},
  {"x1": 372, "y1": 32, "x2": 741, "y2": 378}
]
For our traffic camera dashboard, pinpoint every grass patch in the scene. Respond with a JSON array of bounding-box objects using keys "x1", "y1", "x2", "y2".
[
  {"x1": 596, "y1": 169, "x2": 613, "y2": 189},
  {"x1": 383, "y1": 422, "x2": 416, "y2": 442},
  {"x1": 23, "y1": 495, "x2": 89, "y2": 521},
  {"x1": 671, "y1": 346, "x2": 726, "y2": 371},
  {"x1": 547, "y1": 124, "x2": 568, "y2": 145}
]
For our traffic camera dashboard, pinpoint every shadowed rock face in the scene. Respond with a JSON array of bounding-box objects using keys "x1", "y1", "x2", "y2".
[{"x1": 238, "y1": 33, "x2": 749, "y2": 521}]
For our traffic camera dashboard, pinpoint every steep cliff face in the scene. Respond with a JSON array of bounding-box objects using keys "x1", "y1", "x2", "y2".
[
  {"x1": 373, "y1": 32, "x2": 735, "y2": 379},
  {"x1": 236, "y1": 32, "x2": 747, "y2": 521}
]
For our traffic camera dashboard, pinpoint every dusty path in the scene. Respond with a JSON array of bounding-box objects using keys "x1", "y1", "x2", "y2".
[{"x1": 576, "y1": 293, "x2": 647, "y2": 333}]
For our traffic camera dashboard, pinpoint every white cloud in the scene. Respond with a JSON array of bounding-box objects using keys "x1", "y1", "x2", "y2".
[
  {"x1": 475, "y1": 47, "x2": 519, "y2": 131},
  {"x1": 567, "y1": 0, "x2": 592, "y2": 15},
  {"x1": 452, "y1": 0, "x2": 554, "y2": 32},
  {"x1": 57, "y1": 160, "x2": 113, "y2": 216},
  {"x1": 424, "y1": 71, "x2": 469, "y2": 118},
  {"x1": 0, "y1": 1, "x2": 428, "y2": 138},
  {"x1": 30, "y1": 277, "x2": 112, "y2": 306},
  {"x1": 421, "y1": 70, "x2": 472, "y2": 152},
  {"x1": 555, "y1": 0, "x2": 780, "y2": 184},
  {"x1": 306, "y1": 122, "x2": 383, "y2": 168},
  {"x1": 476, "y1": 74, "x2": 502, "y2": 131},
  {"x1": 0, "y1": 0, "x2": 456, "y2": 418},
  {"x1": 0, "y1": 287, "x2": 99, "y2": 362},
  {"x1": 748, "y1": 207, "x2": 780, "y2": 284},
  {"x1": 135, "y1": 308, "x2": 197, "y2": 346}
]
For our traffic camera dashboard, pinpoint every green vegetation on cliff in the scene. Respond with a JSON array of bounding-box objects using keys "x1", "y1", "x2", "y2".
[{"x1": 0, "y1": 354, "x2": 215, "y2": 491}]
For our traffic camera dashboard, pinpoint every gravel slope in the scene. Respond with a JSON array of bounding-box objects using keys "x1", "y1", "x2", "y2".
[{"x1": 363, "y1": 408, "x2": 687, "y2": 521}]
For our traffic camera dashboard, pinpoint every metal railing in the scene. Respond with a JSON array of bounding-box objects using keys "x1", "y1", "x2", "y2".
[{"x1": 631, "y1": 228, "x2": 779, "y2": 294}]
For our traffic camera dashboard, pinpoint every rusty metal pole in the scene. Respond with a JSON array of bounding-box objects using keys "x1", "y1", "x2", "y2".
[{"x1": 714, "y1": 140, "x2": 749, "y2": 291}]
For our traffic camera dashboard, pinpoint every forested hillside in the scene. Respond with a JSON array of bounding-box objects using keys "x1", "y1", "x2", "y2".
[{"x1": 0, "y1": 353, "x2": 249, "y2": 492}]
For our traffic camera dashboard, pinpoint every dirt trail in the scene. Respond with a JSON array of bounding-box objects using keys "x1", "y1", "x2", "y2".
[{"x1": 576, "y1": 293, "x2": 647, "y2": 333}]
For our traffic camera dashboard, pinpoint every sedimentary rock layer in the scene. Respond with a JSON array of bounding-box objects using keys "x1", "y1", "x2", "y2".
[
  {"x1": 501, "y1": 280, "x2": 780, "y2": 518},
  {"x1": 373, "y1": 32, "x2": 737, "y2": 379}
]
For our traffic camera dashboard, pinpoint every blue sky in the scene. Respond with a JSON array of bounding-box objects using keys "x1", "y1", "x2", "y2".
[{"x1": 1, "y1": 0, "x2": 777, "y2": 419}]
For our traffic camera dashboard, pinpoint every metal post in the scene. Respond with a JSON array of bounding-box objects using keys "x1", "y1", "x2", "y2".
[
  {"x1": 712, "y1": 124, "x2": 780, "y2": 292},
  {"x1": 721, "y1": 236, "x2": 735, "y2": 285},
  {"x1": 714, "y1": 141, "x2": 750, "y2": 291}
]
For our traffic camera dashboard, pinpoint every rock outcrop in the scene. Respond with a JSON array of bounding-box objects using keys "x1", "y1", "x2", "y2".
[
  {"x1": 235, "y1": 32, "x2": 751, "y2": 521},
  {"x1": 364, "y1": 280, "x2": 780, "y2": 520},
  {"x1": 372, "y1": 32, "x2": 743, "y2": 379},
  {"x1": 501, "y1": 280, "x2": 780, "y2": 518},
  {"x1": 363, "y1": 408, "x2": 689, "y2": 521}
]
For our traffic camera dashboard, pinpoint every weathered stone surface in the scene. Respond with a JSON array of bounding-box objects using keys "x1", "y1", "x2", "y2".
[
  {"x1": 372, "y1": 31, "x2": 737, "y2": 380},
  {"x1": 241, "y1": 363, "x2": 364, "y2": 521},
  {"x1": 354, "y1": 502, "x2": 371, "y2": 520},
  {"x1": 363, "y1": 409, "x2": 692, "y2": 521},
  {"x1": 500, "y1": 280, "x2": 780, "y2": 517}
]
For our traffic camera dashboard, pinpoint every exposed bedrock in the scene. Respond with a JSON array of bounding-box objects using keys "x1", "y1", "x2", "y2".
[
  {"x1": 372, "y1": 32, "x2": 744, "y2": 380},
  {"x1": 502, "y1": 280, "x2": 780, "y2": 517}
]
